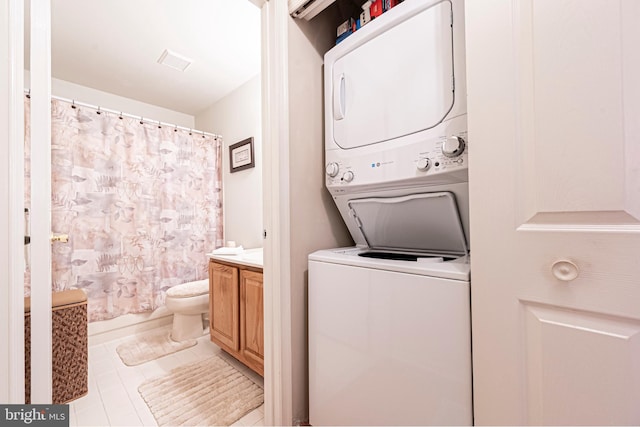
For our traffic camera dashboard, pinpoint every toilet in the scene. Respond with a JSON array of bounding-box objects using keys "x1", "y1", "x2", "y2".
[{"x1": 165, "y1": 279, "x2": 209, "y2": 342}]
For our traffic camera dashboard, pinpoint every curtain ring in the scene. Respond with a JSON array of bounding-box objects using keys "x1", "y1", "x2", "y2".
[
  {"x1": 71, "y1": 100, "x2": 76, "y2": 109},
  {"x1": 119, "y1": 112, "x2": 123, "y2": 120},
  {"x1": 158, "y1": 121, "x2": 161, "y2": 129},
  {"x1": 189, "y1": 129, "x2": 192, "y2": 136},
  {"x1": 26, "y1": 89, "x2": 31, "y2": 99},
  {"x1": 140, "y1": 117, "x2": 144, "y2": 125},
  {"x1": 96, "y1": 106, "x2": 101, "y2": 115}
]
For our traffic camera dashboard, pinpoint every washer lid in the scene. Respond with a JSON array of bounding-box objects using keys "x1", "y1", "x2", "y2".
[{"x1": 347, "y1": 192, "x2": 468, "y2": 256}]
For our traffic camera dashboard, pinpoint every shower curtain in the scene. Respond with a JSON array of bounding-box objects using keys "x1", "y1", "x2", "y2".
[{"x1": 25, "y1": 97, "x2": 224, "y2": 322}]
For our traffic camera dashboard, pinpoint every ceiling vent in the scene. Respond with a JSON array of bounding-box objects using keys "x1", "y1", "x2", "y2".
[{"x1": 157, "y1": 49, "x2": 192, "y2": 72}]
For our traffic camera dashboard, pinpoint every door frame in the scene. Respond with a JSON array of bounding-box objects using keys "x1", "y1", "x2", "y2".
[
  {"x1": 259, "y1": 0, "x2": 293, "y2": 425},
  {"x1": 1, "y1": 0, "x2": 25, "y2": 404},
  {"x1": 2, "y1": 0, "x2": 53, "y2": 404},
  {"x1": 1, "y1": 0, "x2": 292, "y2": 412}
]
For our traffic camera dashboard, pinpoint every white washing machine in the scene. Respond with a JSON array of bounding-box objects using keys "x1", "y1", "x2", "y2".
[
  {"x1": 308, "y1": 192, "x2": 472, "y2": 426},
  {"x1": 309, "y1": 0, "x2": 471, "y2": 425}
]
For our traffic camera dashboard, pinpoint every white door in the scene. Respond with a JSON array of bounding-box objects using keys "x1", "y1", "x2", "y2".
[
  {"x1": 28, "y1": 0, "x2": 54, "y2": 403},
  {"x1": 466, "y1": 1, "x2": 640, "y2": 425}
]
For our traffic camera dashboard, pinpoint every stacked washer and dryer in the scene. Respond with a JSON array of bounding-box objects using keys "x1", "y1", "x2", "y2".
[{"x1": 308, "y1": 0, "x2": 472, "y2": 425}]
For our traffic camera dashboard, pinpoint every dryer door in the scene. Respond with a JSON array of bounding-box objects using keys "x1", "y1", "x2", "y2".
[{"x1": 330, "y1": 0, "x2": 454, "y2": 150}]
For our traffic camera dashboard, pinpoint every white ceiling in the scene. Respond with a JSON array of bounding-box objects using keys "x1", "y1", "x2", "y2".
[{"x1": 26, "y1": 0, "x2": 261, "y2": 115}]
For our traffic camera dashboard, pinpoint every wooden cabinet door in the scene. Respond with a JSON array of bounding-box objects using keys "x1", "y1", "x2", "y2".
[
  {"x1": 240, "y1": 270, "x2": 264, "y2": 374},
  {"x1": 466, "y1": 1, "x2": 640, "y2": 424},
  {"x1": 209, "y1": 262, "x2": 239, "y2": 351}
]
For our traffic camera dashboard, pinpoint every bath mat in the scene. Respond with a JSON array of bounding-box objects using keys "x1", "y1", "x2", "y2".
[
  {"x1": 116, "y1": 330, "x2": 197, "y2": 366},
  {"x1": 138, "y1": 355, "x2": 264, "y2": 426}
]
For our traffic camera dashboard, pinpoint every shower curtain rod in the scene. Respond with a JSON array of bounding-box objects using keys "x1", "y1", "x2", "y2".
[{"x1": 24, "y1": 89, "x2": 221, "y2": 139}]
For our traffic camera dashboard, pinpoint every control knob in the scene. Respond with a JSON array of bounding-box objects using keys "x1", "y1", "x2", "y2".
[
  {"x1": 416, "y1": 158, "x2": 431, "y2": 171},
  {"x1": 325, "y1": 162, "x2": 339, "y2": 177},
  {"x1": 342, "y1": 171, "x2": 354, "y2": 183},
  {"x1": 442, "y1": 136, "x2": 466, "y2": 158}
]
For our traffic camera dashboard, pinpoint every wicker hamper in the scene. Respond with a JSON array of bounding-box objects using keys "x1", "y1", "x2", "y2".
[{"x1": 24, "y1": 289, "x2": 88, "y2": 404}]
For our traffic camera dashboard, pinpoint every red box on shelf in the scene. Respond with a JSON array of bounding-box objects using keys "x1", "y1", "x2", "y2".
[{"x1": 370, "y1": 0, "x2": 383, "y2": 18}]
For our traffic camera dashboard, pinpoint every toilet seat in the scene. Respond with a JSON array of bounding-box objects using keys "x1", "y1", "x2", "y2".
[{"x1": 166, "y1": 279, "x2": 208, "y2": 298}]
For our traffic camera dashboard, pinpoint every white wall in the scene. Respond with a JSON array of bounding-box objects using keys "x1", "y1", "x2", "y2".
[
  {"x1": 25, "y1": 72, "x2": 195, "y2": 128},
  {"x1": 196, "y1": 75, "x2": 263, "y2": 250},
  {"x1": 286, "y1": 11, "x2": 353, "y2": 423}
]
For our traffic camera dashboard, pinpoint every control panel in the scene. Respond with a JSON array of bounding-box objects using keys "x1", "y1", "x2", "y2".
[{"x1": 325, "y1": 129, "x2": 468, "y2": 191}]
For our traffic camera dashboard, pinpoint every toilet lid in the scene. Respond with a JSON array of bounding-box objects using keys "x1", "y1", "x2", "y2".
[{"x1": 166, "y1": 279, "x2": 209, "y2": 298}]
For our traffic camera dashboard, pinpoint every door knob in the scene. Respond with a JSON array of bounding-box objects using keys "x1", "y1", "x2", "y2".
[
  {"x1": 50, "y1": 234, "x2": 69, "y2": 243},
  {"x1": 551, "y1": 260, "x2": 579, "y2": 282}
]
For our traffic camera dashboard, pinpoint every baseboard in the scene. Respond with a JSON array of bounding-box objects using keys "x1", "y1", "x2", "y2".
[{"x1": 88, "y1": 307, "x2": 173, "y2": 345}]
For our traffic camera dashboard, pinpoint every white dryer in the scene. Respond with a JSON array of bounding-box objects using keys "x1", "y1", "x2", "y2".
[{"x1": 309, "y1": 0, "x2": 471, "y2": 425}]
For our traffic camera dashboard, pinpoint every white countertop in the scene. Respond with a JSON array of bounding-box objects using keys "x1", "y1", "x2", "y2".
[{"x1": 207, "y1": 247, "x2": 263, "y2": 269}]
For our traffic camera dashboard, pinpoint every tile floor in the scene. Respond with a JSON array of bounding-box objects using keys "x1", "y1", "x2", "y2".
[{"x1": 68, "y1": 326, "x2": 265, "y2": 426}]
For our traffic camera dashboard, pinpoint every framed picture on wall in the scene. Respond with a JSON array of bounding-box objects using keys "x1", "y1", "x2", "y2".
[{"x1": 229, "y1": 137, "x2": 255, "y2": 173}]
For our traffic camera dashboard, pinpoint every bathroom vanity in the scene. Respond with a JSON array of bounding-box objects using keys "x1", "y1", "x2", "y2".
[{"x1": 207, "y1": 248, "x2": 263, "y2": 376}]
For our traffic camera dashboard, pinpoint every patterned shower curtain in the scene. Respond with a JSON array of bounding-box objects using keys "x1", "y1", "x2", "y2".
[{"x1": 25, "y1": 97, "x2": 224, "y2": 322}]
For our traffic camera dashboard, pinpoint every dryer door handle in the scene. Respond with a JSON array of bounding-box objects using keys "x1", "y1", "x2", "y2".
[{"x1": 333, "y1": 73, "x2": 346, "y2": 121}]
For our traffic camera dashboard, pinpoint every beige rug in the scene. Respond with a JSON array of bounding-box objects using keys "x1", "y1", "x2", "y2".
[
  {"x1": 116, "y1": 330, "x2": 197, "y2": 366},
  {"x1": 138, "y1": 355, "x2": 264, "y2": 426}
]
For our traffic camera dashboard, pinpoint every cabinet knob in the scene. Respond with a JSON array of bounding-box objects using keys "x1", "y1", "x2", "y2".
[{"x1": 551, "y1": 260, "x2": 579, "y2": 282}]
